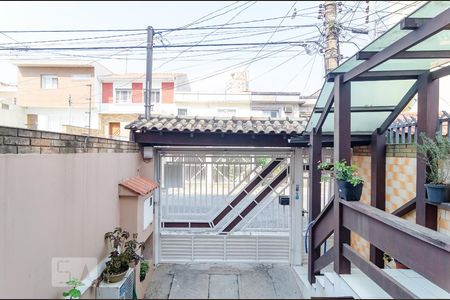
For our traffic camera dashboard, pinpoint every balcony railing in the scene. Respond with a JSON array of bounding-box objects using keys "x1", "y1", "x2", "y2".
[{"x1": 387, "y1": 111, "x2": 450, "y2": 144}]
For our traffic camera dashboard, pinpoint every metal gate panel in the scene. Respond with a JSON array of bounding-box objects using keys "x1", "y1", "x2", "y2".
[
  {"x1": 193, "y1": 236, "x2": 225, "y2": 261},
  {"x1": 159, "y1": 234, "x2": 290, "y2": 263},
  {"x1": 158, "y1": 149, "x2": 294, "y2": 263},
  {"x1": 258, "y1": 236, "x2": 290, "y2": 263},
  {"x1": 160, "y1": 236, "x2": 192, "y2": 262}
]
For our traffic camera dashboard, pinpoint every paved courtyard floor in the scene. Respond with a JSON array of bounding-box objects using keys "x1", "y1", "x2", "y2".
[{"x1": 144, "y1": 263, "x2": 303, "y2": 299}]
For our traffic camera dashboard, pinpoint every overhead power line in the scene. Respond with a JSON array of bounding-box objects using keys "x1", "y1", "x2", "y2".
[
  {"x1": 154, "y1": 1, "x2": 257, "y2": 71},
  {"x1": 0, "y1": 41, "x2": 320, "y2": 51}
]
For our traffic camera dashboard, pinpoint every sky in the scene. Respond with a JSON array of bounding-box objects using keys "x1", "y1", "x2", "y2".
[{"x1": 0, "y1": 1, "x2": 422, "y2": 95}]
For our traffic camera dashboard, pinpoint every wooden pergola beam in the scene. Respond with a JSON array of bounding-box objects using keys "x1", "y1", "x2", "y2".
[
  {"x1": 416, "y1": 72, "x2": 439, "y2": 229},
  {"x1": 370, "y1": 130, "x2": 386, "y2": 268},
  {"x1": 308, "y1": 127, "x2": 322, "y2": 284},
  {"x1": 400, "y1": 17, "x2": 450, "y2": 30},
  {"x1": 343, "y1": 8, "x2": 450, "y2": 82},
  {"x1": 328, "y1": 70, "x2": 423, "y2": 82},
  {"x1": 378, "y1": 80, "x2": 419, "y2": 134},
  {"x1": 356, "y1": 50, "x2": 450, "y2": 60},
  {"x1": 333, "y1": 75, "x2": 351, "y2": 274},
  {"x1": 314, "y1": 106, "x2": 395, "y2": 114},
  {"x1": 431, "y1": 64, "x2": 450, "y2": 80},
  {"x1": 315, "y1": 86, "x2": 334, "y2": 131}
]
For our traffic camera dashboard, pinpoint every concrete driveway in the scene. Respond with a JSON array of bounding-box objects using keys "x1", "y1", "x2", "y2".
[{"x1": 144, "y1": 263, "x2": 303, "y2": 299}]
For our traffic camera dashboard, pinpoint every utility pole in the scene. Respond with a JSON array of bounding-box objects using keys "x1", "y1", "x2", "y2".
[
  {"x1": 145, "y1": 26, "x2": 154, "y2": 119},
  {"x1": 323, "y1": 1, "x2": 340, "y2": 74}
]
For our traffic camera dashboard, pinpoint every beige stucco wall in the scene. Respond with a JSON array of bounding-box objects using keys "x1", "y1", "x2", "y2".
[
  {"x1": 17, "y1": 66, "x2": 95, "y2": 108},
  {"x1": 118, "y1": 194, "x2": 154, "y2": 243},
  {"x1": 0, "y1": 152, "x2": 143, "y2": 298}
]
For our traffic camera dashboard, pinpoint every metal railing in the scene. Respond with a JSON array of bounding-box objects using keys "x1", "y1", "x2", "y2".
[{"x1": 386, "y1": 111, "x2": 450, "y2": 144}]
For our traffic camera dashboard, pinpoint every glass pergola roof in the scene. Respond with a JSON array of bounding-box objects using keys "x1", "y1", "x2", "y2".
[{"x1": 305, "y1": 1, "x2": 450, "y2": 135}]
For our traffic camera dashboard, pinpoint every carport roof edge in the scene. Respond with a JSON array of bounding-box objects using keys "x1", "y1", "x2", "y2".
[{"x1": 126, "y1": 114, "x2": 308, "y2": 135}]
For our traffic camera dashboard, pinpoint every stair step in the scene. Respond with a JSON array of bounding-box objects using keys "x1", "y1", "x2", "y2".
[
  {"x1": 292, "y1": 266, "x2": 314, "y2": 299},
  {"x1": 323, "y1": 272, "x2": 358, "y2": 298},
  {"x1": 382, "y1": 269, "x2": 450, "y2": 299},
  {"x1": 340, "y1": 273, "x2": 392, "y2": 299},
  {"x1": 316, "y1": 276, "x2": 326, "y2": 289}
]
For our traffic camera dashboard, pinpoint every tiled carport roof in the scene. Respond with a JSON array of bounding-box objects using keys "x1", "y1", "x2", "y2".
[{"x1": 126, "y1": 115, "x2": 308, "y2": 135}]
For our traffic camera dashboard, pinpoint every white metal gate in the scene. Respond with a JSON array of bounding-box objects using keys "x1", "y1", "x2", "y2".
[{"x1": 156, "y1": 149, "x2": 299, "y2": 263}]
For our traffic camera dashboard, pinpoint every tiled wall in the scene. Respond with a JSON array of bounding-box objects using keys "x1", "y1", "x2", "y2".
[
  {"x1": 385, "y1": 157, "x2": 416, "y2": 215},
  {"x1": 439, "y1": 209, "x2": 450, "y2": 235},
  {"x1": 350, "y1": 144, "x2": 450, "y2": 260},
  {"x1": 350, "y1": 155, "x2": 371, "y2": 260}
]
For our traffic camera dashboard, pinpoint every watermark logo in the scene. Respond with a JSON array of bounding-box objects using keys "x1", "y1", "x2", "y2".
[{"x1": 51, "y1": 257, "x2": 98, "y2": 287}]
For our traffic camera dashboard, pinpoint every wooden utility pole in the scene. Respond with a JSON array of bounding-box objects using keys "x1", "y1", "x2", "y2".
[
  {"x1": 323, "y1": 1, "x2": 340, "y2": 74},
  {"x1": 145, "y1": 26, "x2": 154, "y2": 119}
]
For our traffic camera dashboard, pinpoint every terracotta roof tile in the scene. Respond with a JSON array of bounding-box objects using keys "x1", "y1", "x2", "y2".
[
  {"x1": 119, "y1": 176, "x2": 158, "y2": 196},
  {"x1": 126, "y1": 115, "x2": 308, "y2": 135}
]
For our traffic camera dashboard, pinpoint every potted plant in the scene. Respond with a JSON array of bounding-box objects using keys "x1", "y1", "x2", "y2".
[
  {"x1": 62, "y1": 278, "x2": 84, "y2": 299},
  {"x1": 140, "y1": 260, "x2": 150, "y2": 282},
  {"x1": 416, "y1": 133, "x2": 450, "y2": 203},
  {"x1": 318, "y1": 159, "x2": 364, "y2": 201},
  {"x1": 103, "y1": 227, "x2": 145, "y2": 283}
]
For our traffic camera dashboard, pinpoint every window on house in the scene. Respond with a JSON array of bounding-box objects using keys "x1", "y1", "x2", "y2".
[
  {"x1": 177, "y1": 108, "x2": 188, "y2": 116},
  {"x1": 1, "y1": 103, "x2": 9, "y2": 110},
  {"x1": 41, "y1": 74, "x2": 58, "y2": 89},
  {"x1": 151, "y1": 89, "x2": 161, "y2": 103},
  {"x1": 115, "y1": 89, "x2": 132, "y2": 103},
  {"x1": 217, "y1": 108, "x2": 237, "y2": 117},
  {"x1": 262, "y1": 110, "x2": 279, "y2": 118}
]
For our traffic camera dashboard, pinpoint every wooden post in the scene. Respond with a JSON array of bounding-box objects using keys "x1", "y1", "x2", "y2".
[
  {"x1": 416, "y1": 73, "x2": 439, "y2": 229},
  {"x1": 308, "y1": 127, "x2": 322, "y2": 283},
  {"x1": 370, "y1": 130, "x2": 386, "y2": 267},
  {"x1": 333, "y1": 75, "x2": 351, "y2": 274}
]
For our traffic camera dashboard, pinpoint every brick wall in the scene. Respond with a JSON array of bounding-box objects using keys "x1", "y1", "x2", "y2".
[
  {"x1": 353, "y1": 144, "x2": 417, "y2": 157},
  {"x1": 352, "y1": 145, "x2": 370, "y2": 156},
  {"x1": 0, "y1": 126, "x2": 139, "y2": 154},
  {"x1": 386, "y1": 144, "x2": 416, "y2": 157}
]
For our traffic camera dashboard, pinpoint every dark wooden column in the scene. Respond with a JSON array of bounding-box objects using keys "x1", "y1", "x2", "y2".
[
  {"x1": 416, "y1": 73, "x2": 439, "y2": 229},
  {"x1": 308, "y1": 127, "x2": 322, "y2": 283},
  {"x1": 333, "y1": 75, "x2": 351, "y2": 274},
  {"x1": 370, "y1": 130, "x2": 386, "y2": 267}
]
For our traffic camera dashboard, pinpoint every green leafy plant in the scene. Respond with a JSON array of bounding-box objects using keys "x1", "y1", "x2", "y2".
[
  {"x1": 318, "y1": 159, "x2": 364, "y2": 186},
  {"x1": 140, "y1": 260, "x2": 150, "y2": 282},
  {"x1": 103, "y1": 227, "x2": 145, "y2": 279},
  {"x1": 62, "y1": 278, "x2": 84, "y2": 299},
  {"x1": 416, "y1": 132, "x2": 450, "y2": 185}
]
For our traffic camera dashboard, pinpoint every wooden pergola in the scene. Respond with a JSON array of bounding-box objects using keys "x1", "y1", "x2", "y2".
[{"x1": 305, "y1": 2, "x2": 450, "y2": 297}]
